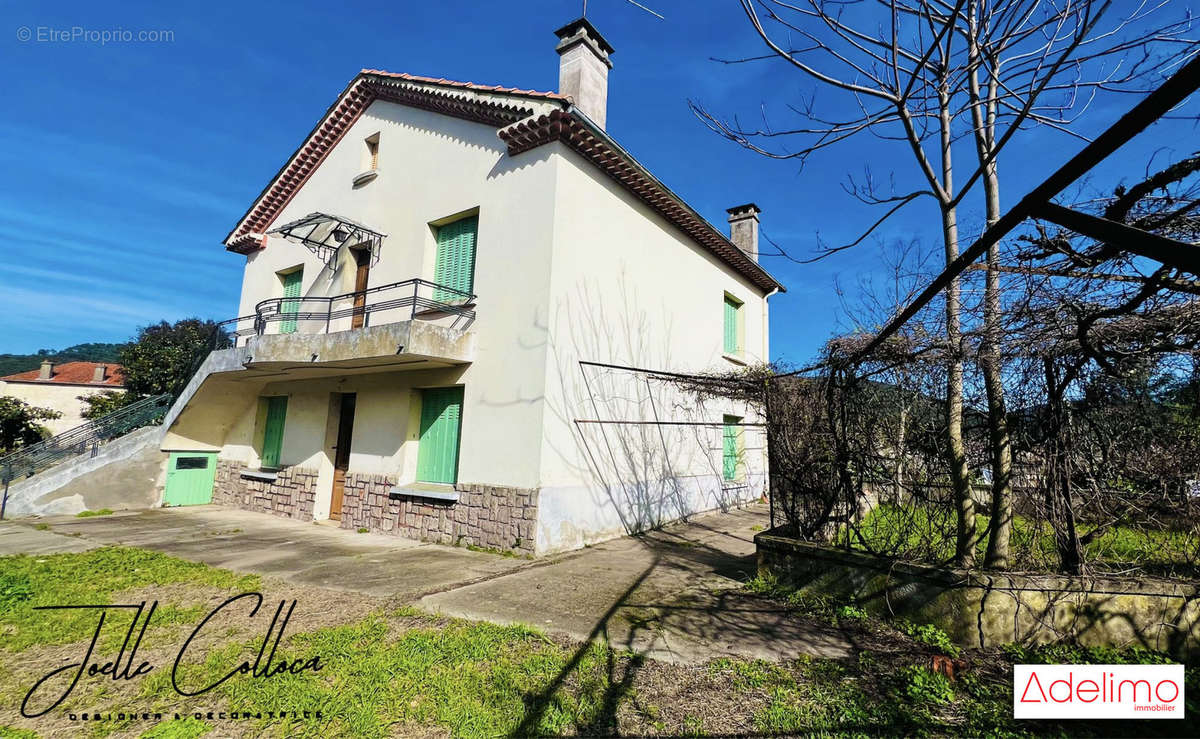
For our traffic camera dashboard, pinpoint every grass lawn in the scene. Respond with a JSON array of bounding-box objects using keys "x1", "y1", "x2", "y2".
[{"x1": 0, "y1": 547, "x2": 1196, "y2": 738}]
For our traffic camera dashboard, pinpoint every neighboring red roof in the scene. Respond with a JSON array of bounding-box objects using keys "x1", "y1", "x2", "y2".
[
  {"x1": 0, "y1": 362, "x2": 125, "y2": 387},
  {"x1": 224, "y1": 69, "x2": 785, "y2": 294}
]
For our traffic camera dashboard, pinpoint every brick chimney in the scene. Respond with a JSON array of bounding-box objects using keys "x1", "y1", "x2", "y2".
[
  {"x1": 38, "y1": 360, "x2": 52, "y2": 380},
  {"x1": 727, "y1": 204, "x2": 761, "y2": 262},
  {"x1": 555, "y1": 18, "x2": 614, "y2": 130},
  {"x1": 93, "y1": 364, "x2": 108, "y2": 383}
]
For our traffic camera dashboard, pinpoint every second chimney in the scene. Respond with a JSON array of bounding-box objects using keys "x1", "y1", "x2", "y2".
[
  {"x1": 555, "y1": 18, "x2": 614, "y2": 130},
  {"x1": 39, "y1": 360, "x2": 53, "y2": 380},
  {"x1": 93, "y1": 364, "x2": 108, "y2": 383},
  {"x1": 727, "y1": 204, "x2": 761, "y2": 262}
]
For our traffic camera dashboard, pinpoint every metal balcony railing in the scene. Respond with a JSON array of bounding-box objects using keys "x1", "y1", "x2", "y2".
[{"x1": 215, "y1": 278, "x2": 476, "y2": 348}]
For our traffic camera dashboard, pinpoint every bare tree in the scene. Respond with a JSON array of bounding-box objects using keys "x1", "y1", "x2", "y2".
[{"x1": 695, "y1": 0, "x2": 1195, "y2": 567}]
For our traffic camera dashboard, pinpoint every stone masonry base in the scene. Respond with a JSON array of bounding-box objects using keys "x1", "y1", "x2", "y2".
[
  {"x1": 213, "y1": 461, "x2": 317, "y2": 521},
  {"x1": 338, "y1": 473, "x2": 537, "y2": 556}
]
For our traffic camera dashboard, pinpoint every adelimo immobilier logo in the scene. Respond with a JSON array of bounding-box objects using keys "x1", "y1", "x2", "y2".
[{"x1": 1014, "y1": 664, "x2": 1185, "y2": 719}]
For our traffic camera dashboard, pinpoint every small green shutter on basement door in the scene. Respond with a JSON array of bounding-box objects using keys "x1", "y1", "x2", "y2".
[
  {"x1": 261, "y1": 396, "x2": 288, "y2": 468},
  {"x1": 722, "y1": 415, "x2": 741, "y2": 481},
  {"x1": 724, "y1": 295, "x2": 741, "y2": 355},
  {"x1": 163, "y1": 452, "x2": 217, "y2": 506},
  {"x1": 280, "y1": 269, "x2": 303, "y2": 334},
  {"x1": 417, "y1": 387, "x2": 464, "y2": 484},
  {"x1": 433, "y1": 216, "x2": 478, "y2": 302}
]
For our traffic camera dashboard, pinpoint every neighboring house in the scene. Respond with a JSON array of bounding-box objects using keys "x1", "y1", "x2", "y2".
[
  {"x1": 159, "y1": 19, "x2": 784, "y2": 555},
  {"x1": 0, "y1": 361, "x2": 125, "y2": 436}
]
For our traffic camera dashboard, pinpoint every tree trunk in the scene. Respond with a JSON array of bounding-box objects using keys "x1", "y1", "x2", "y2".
[
  {"x1": 963, "y1": 22, "x2": 1016, "y2": 569},
  {"x1": 980, "y1": 162, "x2": 1015, "y2": 569},
  {"x1": 1043, "y1": 357, "x2": 1084, "y2": 575},
  {"x1": 939, "y1": 88, "x2": 976, "y2": 568}
]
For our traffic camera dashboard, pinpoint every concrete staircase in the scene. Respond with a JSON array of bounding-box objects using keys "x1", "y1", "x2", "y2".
[{"x1": 1, "y1": 425, "x2": 166, "y2": 517}]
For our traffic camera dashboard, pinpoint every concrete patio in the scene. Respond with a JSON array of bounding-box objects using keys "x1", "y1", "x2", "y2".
[{"x1": 0, "y1": 503, "x2": 851, "y2": 663}]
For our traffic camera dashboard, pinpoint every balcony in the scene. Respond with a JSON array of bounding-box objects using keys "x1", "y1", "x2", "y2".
[{"x1": 215, "y1": 278, "x2": 477, "y2": 373}]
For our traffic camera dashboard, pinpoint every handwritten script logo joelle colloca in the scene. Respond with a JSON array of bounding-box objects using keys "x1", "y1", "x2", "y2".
[{"x1": 21, "y1": 593, "x2": 323, "y2": 718}]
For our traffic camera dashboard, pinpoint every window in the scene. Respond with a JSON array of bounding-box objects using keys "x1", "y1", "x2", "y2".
[
  {"x1": 433, "y1": 215, "x2": 478, "y2": 302},
  {"x1": 416, "y1": 387, "x2": 464, "y2": 484},
  {"x1": 364, "y1": 132, "x2": 380, "y2": 171},
  {"x1": 722, "y1": 414, "x2": 743, "y2": 481},
  {"x1": 260, "y1": 396, "x2": 288, "y2": 469},
  {"x1": 279, "y1": 268, "x2": 303, "y2": 334},
  {"x1": 175, "y1": 456, "x2": 210, "y2": 470},
  {"x1": 723, "y1": 293, "x2": 744, "y2": 356}
]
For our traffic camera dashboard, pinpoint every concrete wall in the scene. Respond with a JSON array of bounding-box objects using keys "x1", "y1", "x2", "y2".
[
  {"x1": 0, "y1": 380, "x2": 123, "y2": 436},
  {"x1": 3, "y1": 425, "x2": 164, "y2": 517},
  {"x1": 532, "y1": 143, "x2": 770, "y2": 552},
  {"x1": 757, "y1": 532, "x2": 1200, "y2": 656}
]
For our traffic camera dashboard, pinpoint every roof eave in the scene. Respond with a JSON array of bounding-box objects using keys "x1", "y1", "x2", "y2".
[{"x1": 500, "y1": 107, "x2": 786, "y2": 295}]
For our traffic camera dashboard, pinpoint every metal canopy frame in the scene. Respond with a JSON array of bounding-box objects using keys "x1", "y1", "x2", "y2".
[
  {"x1": 846, "y1": 54, "x2": 1200, "y2": 366},
  {"x1": 267, "y1": 212, "x2": 386, "y2": 270}
]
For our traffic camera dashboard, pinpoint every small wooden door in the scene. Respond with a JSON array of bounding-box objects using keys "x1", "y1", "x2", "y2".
[
  {"x1": 329, "y1": 393, "x2": 356, "y2": 520},
  {"x1": 164, "y1": 452, "x2": 217, "y2": 506},
  {"x1": 351, "y1": 248, "x2": 370, "y2": 329}
]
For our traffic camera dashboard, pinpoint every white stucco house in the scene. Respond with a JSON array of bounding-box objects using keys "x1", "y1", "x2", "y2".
[{"x1": 158, "y1": 18, "x2": 784, "y2": 555}]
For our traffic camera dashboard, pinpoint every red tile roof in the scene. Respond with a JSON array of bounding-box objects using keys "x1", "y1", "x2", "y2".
[
  {"x1": 1, "y1": 362, "x2": 125, "y2": 387},
  {"x1": 360, "y1": 70, "x2": 569, "y2": 102},
  {"x1": 224, "y1": 70, "x2": 785, "y2": 294}
]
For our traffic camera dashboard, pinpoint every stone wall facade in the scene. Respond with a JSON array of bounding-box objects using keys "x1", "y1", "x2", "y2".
[
  {"x1": 213, "y1": 460, "x2": 317, "y2": 521},
  {"x1": 338, "y1": 473, "x2": 538, "y2": 555},
  {"x1": 756, "y1": 530, "x2": 1200, "y2": 656}
]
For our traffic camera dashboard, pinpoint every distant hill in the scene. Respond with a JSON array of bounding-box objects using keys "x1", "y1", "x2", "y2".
[{"x1": 0, "y1": 342, "x2": 127, "y2": 377}]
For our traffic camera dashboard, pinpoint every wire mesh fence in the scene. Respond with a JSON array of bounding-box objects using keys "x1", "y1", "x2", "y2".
[{"x1": 765, "y1": 342, "x2": 1200, "y2": 579}]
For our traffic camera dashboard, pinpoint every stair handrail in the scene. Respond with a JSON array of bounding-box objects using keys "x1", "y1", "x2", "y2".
[{"x1": 0, "y1": 393, "x2": 173, "y2": 498}]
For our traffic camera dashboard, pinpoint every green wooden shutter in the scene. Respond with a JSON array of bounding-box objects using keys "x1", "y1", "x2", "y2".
[
  {"x1": 722, "y1": 415, "x2": 741, "y2": 481},
  {"x1": 724, "y1": 295, "x2": 741, "y2": 355},
  {"x1": 280, "y1": 269, "x2": 303, "y2": 334},
  {"x1": 433, "y1": 216, "x2": 478, "y2": 302},
  {"x1": 261, "y1": 396, "x2": 288, "y2": 468},
  {"x1": 416, "y1": 387, "x2": 464, "y2": 484}
]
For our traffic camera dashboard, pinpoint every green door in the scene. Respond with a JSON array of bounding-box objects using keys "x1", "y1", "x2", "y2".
[
  {"x1": 416, "y1": 387, "x2": 464, "y2": 484},
  {"x1": 163, "y1": 452, "x2": 217, "y2": 506},
  {"x1": 433, "y1": 216, "x2": 478, "y2": 302},
  {"x1": 280, "y1": 268, "x2": 303, "y2": 334}
]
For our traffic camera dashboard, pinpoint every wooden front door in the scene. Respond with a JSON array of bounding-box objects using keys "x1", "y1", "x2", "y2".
[
  {"x1": 351, "y1": 248, "x2": 370, "y2": 329},
  {"x1": 329, "y1": 393, "x2": 356, "y2": 520}
]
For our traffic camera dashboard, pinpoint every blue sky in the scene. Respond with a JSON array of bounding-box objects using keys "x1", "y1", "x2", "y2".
[{"x1": 1, "y1": 0, "x2": 1194, "y2": 363}]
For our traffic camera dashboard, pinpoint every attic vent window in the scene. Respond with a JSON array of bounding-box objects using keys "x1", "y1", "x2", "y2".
[{"x1": 354, "y1": 133, "x2": 381, "y2": 187}]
